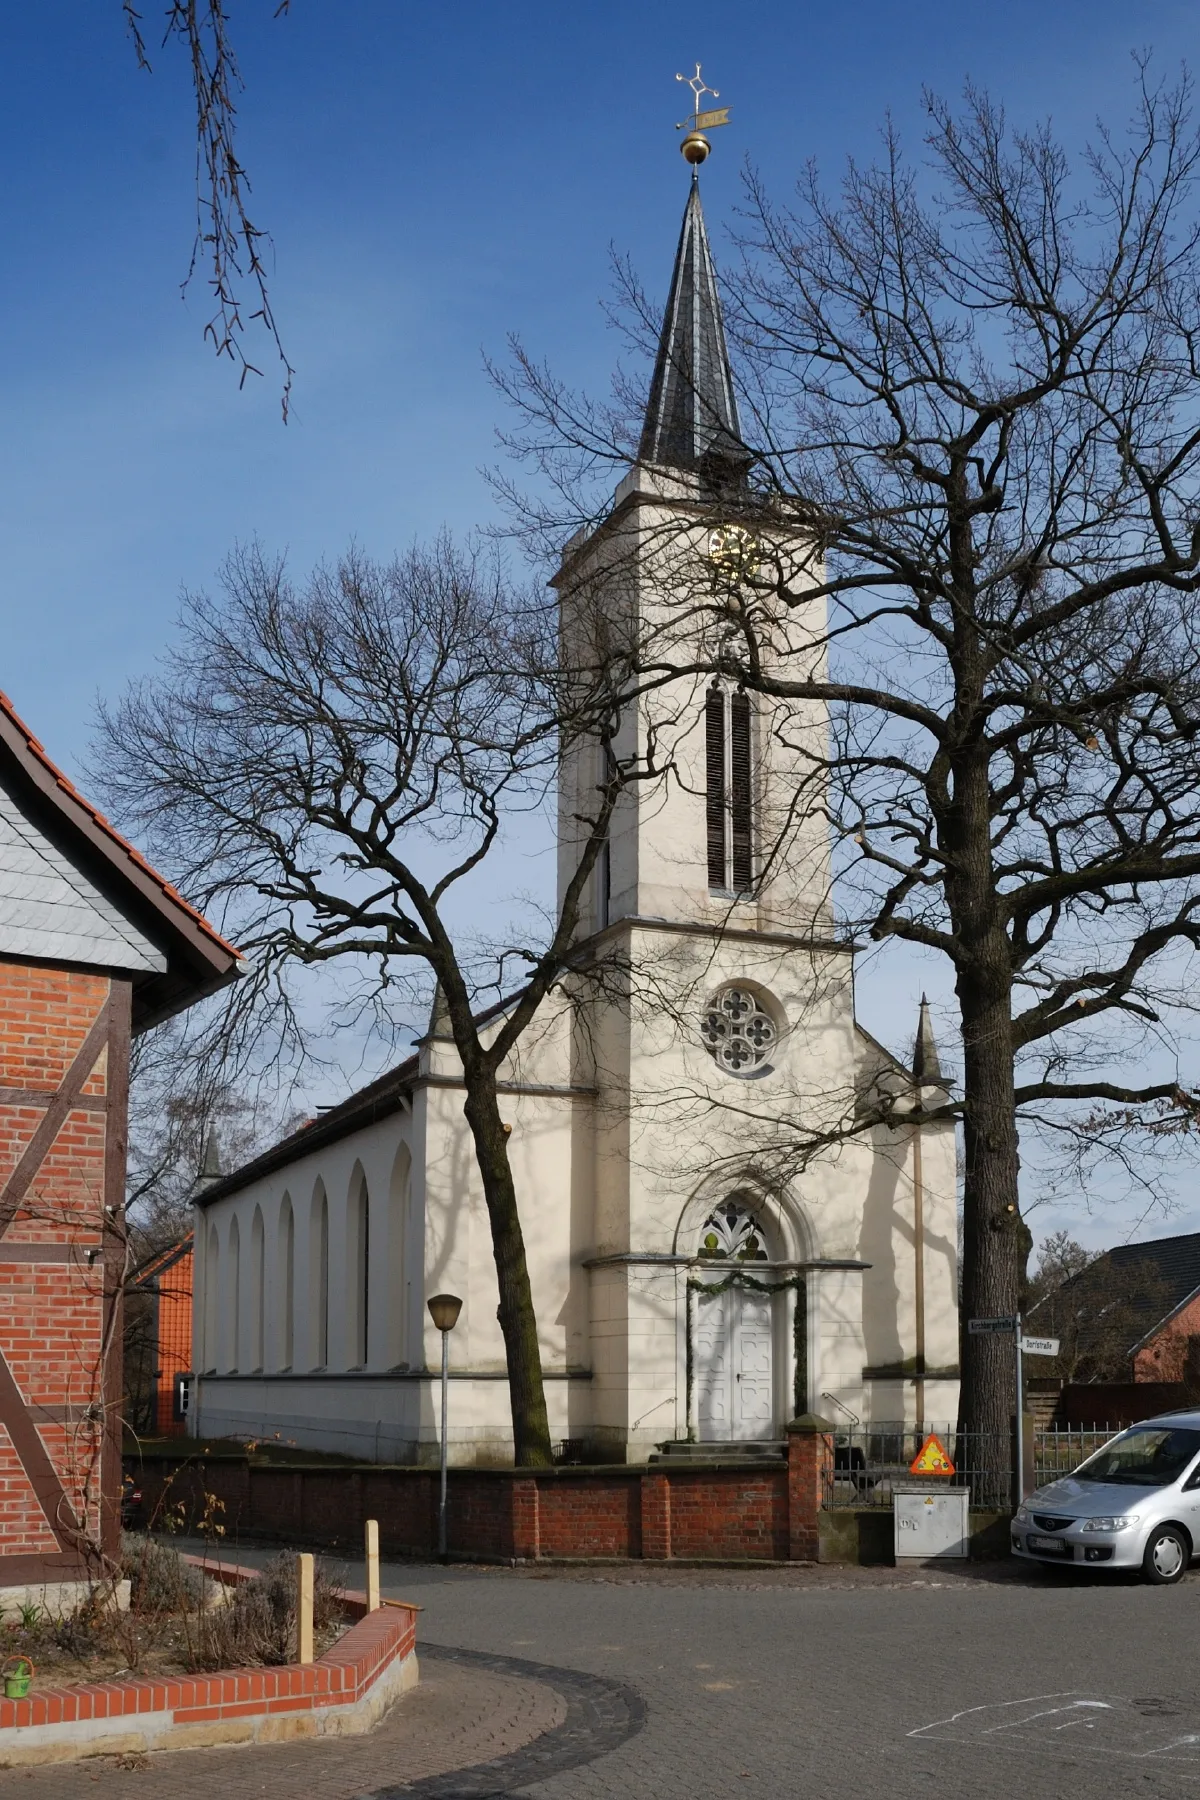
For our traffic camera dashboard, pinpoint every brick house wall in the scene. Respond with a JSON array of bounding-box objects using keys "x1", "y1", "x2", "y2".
[
  {"x1": 0, "y1": 964, "x2": 129, "y2": 1581},
  {"x1": 1134, "y1": 1291, "x2": 1200, "y2": 1384},
  {"x1": 153, "y1": 1247, "x2": 193, "y2": 1436},
  {"x1": 0, "y1": 691, "x2": 238, "y2": 1596}
]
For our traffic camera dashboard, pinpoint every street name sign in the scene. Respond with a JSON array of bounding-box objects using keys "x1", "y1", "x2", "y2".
[
  {"x1": 1020, "y1": 1335, "x2": 1060, "y2": 1356},
  {"x1": 968, "y1": 1317, "x2": 1017, "y2": 1334}
]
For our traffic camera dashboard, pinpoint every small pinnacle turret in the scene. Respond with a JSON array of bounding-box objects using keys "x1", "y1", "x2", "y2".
[
  {"x1": 912, "y1": 995, "x2": 944, "y2": 1086},
  {"x1": 427, "y1": 982, "x2": 454, "y2": 1041},
  {"x1": 195, "y1": 1131, "x2": 222, "y2": 1194}
]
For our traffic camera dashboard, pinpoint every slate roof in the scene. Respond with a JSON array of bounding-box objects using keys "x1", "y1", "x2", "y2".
[
  {"x1": 638, "y1": 178, "x2": 749, "y2": 480},
  {"x1": 1106, "y1": 1231, "x2": 1200, "y2": 1346},
  {"x1": 1035, "y1": 1229, "x2": 1200, "y2": 1354},
  {"x1": 0, "y1": 690, "x2": 242, "y2": 1031},
  {"x1": 0, "y1": 787, "x2": 166, "y2": 976},
  {"x1": 1108, "y1": 1231, "x2": 1200, "y2": 1313}
]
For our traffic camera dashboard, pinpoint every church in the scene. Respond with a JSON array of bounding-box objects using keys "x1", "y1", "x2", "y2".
[{"x1": 190, "y1": 169, "x2": 960, "y2": 1466}]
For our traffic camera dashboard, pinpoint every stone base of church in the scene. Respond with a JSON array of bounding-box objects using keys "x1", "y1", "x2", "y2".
[{"x1": 193, "y1": 1372, "x2": 596, "y2": 1468}]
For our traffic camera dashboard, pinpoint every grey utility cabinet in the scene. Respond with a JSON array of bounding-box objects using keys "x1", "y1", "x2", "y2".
[{"x1": 893, "y1": 1486, "x2": 970, "y2": 1561}]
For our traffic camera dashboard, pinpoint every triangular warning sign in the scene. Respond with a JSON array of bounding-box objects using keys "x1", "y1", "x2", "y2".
[{"x1": 909, "y1": 1432, "x2": 955, "y2": 1476}]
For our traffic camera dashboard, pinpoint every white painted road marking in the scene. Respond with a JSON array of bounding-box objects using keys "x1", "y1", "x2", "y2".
[{"x1": 910, "y1": 1692, "x2": 1200, "y2": 1771}]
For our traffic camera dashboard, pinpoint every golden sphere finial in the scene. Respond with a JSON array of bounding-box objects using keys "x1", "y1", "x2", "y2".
[{"x1": 681, "y1": 131, "x2": 710, "y2": 166}]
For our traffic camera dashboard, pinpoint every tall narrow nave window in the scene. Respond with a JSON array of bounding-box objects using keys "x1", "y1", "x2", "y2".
[{"x1": 706, "y1": 685, "x2": 754, "y2": 892}]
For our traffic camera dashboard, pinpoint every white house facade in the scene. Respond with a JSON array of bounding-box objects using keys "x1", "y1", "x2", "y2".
[{"x1": 190, "y1": 176, "x2": 960, "y2": 1466}]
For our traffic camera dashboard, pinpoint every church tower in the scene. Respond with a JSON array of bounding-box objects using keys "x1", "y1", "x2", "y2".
[
  {"x1": 551, "y1": 145, "x2": 905, "y2": 1462},
  {"x1": 555, "y1": 170, "x2": 832, "y2": 947}
]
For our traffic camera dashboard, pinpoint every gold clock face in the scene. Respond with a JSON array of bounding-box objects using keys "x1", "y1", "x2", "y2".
[{"x1": 707, "y1": 524, "x2": 761, "y2": 583}]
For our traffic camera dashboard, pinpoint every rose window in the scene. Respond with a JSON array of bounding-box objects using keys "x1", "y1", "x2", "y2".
[
  {"x1": 699, "y1": 1200, "x2": 768, "y2": 1261},
  {"x1": 700, "y1": 986, "x2": 778, "y2": 1074}
]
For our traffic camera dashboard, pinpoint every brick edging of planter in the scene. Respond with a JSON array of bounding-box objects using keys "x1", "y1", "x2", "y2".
[{"x1": 0, "y1": 1554, "x2": 419, "y2": 1767}]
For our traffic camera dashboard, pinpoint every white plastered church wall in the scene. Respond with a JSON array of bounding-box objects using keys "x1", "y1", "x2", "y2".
[{"x1": 193, "y1": 1110, "x2": 429, "y2": 1461}]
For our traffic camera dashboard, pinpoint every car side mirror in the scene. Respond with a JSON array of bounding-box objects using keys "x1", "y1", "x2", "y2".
[{"x1": 1183, "y1": 1467, "x2": 1200, "y2": 1491}]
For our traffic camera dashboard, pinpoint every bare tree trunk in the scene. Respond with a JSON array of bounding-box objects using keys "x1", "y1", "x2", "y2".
[
  {"x1": 462, "y1": 1077, "x2": 553, "y2": 1468},
  {"x1": 946, "y1": 731, "x2": 1023, "y2": 1450},
  {"x1": 956, "y1": 957, "x2": 1022, "y2": 1446}
]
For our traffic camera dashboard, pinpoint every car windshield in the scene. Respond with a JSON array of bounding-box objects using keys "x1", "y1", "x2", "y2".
[{"x1": 1074, "y1": 1425, "x2": 1200, "y2": 1486}]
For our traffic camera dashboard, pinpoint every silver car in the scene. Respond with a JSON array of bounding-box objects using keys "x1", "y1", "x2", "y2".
[{"x1": 1011, "y1": 1412, "x2": 1200, "y2": 1583}]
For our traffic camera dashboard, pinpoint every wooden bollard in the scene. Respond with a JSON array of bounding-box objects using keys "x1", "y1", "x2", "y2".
[
  {"x1": 295, "y1": 1552, "x2": 314, "y2": 1664},
  {"x1": 365, "y1": 1518, "x2": 380, "y2": 1613}
]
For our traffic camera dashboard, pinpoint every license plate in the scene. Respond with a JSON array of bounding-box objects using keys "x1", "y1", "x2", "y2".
[{"x1": 1029, "y1": 1533, "x2": 1070, "y2": 1554}]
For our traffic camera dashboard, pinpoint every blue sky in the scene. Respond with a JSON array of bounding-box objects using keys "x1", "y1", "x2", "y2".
[{"x1": 4, "y1": 1, "x2": 1200, "y2": 1241}]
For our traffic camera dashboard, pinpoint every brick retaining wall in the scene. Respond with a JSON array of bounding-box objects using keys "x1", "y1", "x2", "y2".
[
  {"x1": 127, "y1": 1417, "x2": 835, "y2": 1563},
  {"x1": 0, "y1": 1558, "x2": 418, "y2": 1766}
]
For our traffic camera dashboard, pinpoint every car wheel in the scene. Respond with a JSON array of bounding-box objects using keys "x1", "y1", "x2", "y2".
[{"x1": 1142, "y1": 1526, "x2": 1190, "y2": 1585}]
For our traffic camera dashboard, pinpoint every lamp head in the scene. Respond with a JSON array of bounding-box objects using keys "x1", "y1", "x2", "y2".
[{"x1": 427, "y1": 1292, "x2": 463, "y2": 1333}]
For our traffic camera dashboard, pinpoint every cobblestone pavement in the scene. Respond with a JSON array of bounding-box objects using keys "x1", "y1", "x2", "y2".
[
  {"x1": 0, "y1": 1646, "x2": 567, "y2": 1798},
  {"x1": 6, "y1": 1555, "x2": 1200, "y2": 1797},
  {"x1": 381, "y1": 1557, "x2": 1200, "y2": 1799}
]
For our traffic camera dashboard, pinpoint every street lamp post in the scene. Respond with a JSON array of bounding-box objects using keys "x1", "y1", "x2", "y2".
[{"x1": 426, "y1": 1293, "x2": 463, "y2": 1560}]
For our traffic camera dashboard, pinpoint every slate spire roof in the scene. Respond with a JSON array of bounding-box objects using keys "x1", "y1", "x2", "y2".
[
  {"x1": 638, "y1": 176, "x2": 749, "y2": 481},
  {"x1": 912, "y1": 995, "x2": 944, "y2": 1086}
]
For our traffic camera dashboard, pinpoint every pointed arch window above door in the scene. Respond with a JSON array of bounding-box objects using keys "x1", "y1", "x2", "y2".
[{"x1": 699, "y1": 1199, "x2": 769, "y2": 1262}]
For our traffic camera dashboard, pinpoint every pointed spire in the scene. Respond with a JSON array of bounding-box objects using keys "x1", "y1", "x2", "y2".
[
  {"x1": 639, "y1": 178, "x2": 749, "y2": 483},
  {"x1": 912, "y1": 995, "x2": 944, "y2": 1086},
  {"x1": 195, "y1": 1130, "x2": 222, "y2": 1194},
  {"x1": 427, "y1": 982, "x2": 453, "y2": 1041}
]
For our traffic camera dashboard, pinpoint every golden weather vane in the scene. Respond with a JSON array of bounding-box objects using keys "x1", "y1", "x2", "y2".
[{"x1": 675, "y1": 63, "x2": 730, "y2": 166}]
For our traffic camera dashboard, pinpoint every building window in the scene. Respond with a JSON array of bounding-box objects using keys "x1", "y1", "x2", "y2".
[
  {"x1": 700, "y1": 985, "x2": 779, "y2": 1076},
  {"x1": 227, "y1": 1216, "x2": 240, "y2": 1373},
  {"x1": 389, "y1": 1145, "x2": 411, "y2": 1369},
  {"x1": 311, "y1": 1184, "x2": 329, "y2": 1369},
  {"x1": 706, "y1": 685, "x2": 754, "y2": 892},
  {"x1": 278, "y1": 1196, "x2": 294, "y2": 1371},
  {"x1": 348, "y1": 1168, "x2": 370, "y2": 1369},
  {"x1": 595, "y1": 743, "x2": 613, "y2": 931},
  {"x1": 250, "y1": 1207, "x2": 265, "y2": 1373},
  {"x1": 204, "y1": 1224, "x2": 220, "y2": 1373}
]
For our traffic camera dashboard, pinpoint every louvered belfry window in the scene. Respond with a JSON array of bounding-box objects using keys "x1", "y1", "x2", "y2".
[
  {"x1": 706, "y1": 684, "x2": 754, "y2": 893},
  {"x1": 706, "y1": 686, "x2": 727, "y2": 888}
]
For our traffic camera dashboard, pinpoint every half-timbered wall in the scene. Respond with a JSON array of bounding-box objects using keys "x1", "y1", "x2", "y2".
[{"x1": 0, "y1": 962, "x2": 129, "y2": 1587}]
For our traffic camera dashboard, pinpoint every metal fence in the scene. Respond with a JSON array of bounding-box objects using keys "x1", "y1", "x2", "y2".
[
  {"x1": 823, "y1": 1423, "x2": 1114, "y2": 1512},
  {"x1": 1033, "y1": 1427, "x2": 1110, "y2": 1488}
]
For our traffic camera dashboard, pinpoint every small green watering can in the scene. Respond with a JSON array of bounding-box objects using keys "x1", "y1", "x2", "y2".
[{"x1": 3, "y1": 1657, "x2": 33, "y2": 1699}]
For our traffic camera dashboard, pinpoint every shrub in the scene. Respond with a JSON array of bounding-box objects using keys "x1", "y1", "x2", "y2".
[
  {"x1": 121, "y1": 1534, "x2": 206, "y2": 1616},
  {"x1": 187, "y1": 1554, "x2": 343, "y2": 1670}
]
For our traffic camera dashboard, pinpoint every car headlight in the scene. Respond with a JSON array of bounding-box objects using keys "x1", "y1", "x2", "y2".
[
  {"x1": 1081, "y1": 1515, "x2": 1139, "y2": 1532},
  {"x1": 1014, "y1": 1504, "x2": 1030, "y2": 1523}
]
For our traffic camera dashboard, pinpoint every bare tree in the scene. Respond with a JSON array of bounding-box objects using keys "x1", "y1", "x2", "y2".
[
  {"x1": 122, "y1": 2, "x2": 294, "y2": 415},
  {"x1": 94, "y1": 536, "x2": 644, "y2": 1466},
  {"x1": 495, "y1": 69, "x2": 1200, "y2": 1451}
]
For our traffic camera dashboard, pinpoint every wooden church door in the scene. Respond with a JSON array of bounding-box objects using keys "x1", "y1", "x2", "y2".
[{"x1": 695, "y1": 1282, "x2": 775, "y2": 1442}]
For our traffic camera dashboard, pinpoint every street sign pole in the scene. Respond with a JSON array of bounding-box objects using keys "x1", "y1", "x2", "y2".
[{"x1": 1014, "y1": 1313, "x2": 1024, "y2": 1507}]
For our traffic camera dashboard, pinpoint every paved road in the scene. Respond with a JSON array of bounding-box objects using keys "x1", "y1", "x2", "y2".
[
  {"x1": 10, "y1": 1553, "x2": 1200, "y2": 1797},
  {"x1": 380, "y1": 1559, "x2": 1200, "y2": 1798}
]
